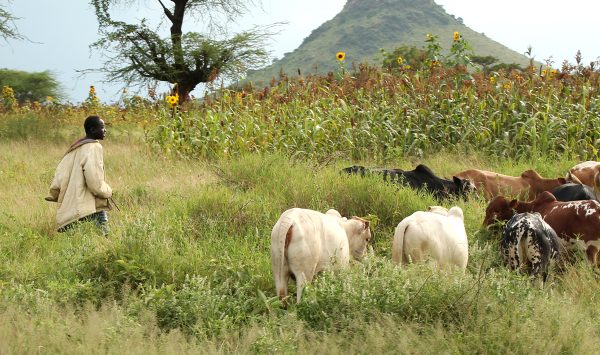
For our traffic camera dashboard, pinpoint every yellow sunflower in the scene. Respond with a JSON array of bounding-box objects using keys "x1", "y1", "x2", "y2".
[
  {"x1": 453, "y1": 31, "x2": 460, "y2": 42},
  {"x1": 166, "y1": 94, "x2": 179, "y2": 108},
  {"x1": 336, "y1": 51, "x2": 346, "y2": 61},
  {"x1": 397, "y1": 56, "x2": 404, "y2": 65}
]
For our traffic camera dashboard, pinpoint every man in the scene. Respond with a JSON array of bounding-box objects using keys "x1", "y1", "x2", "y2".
[{"x1": 46, "y1": 115, "x2": 113, "y2": 234}]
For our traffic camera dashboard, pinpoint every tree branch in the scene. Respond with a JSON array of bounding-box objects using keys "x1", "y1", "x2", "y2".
[{"x1": 156, "y1": 0, "x2": 175, "y2": 23}]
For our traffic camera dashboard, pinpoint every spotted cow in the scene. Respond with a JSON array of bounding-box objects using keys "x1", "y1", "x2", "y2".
[
  {"x1": 342, "y1": 164, "x2": 476, "y2": 200},
  {"x1": 484, "y1": 191, "x2": 600, "y2": 267},
  {"x1": 501, "y1": 212, "x2": 561, "y2": 282}
]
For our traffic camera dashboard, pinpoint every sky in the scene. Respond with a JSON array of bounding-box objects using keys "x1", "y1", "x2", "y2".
[{"x1": 2, "y1": 0, "x2": 599, "y2": 103}]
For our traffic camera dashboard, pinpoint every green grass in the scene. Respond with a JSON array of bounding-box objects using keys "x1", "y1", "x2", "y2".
[
  {"x1": 2, "y1": 55, "x2": 600, "y2": 351},
  {"x1": 1, "y1": 116, "x2": 600, "y2": 353}
]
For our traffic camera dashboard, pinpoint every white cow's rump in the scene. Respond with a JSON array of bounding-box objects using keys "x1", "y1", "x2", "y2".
[
  {"x1": 271, "y1": 208, "x2": 371, "y2": 304},
  {"x1": 392, "y1": 206, "x2": 468, "y2": 270}
]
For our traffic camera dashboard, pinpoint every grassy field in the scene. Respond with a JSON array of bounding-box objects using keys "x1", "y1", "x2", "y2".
[
  {"x1": 1, "y1": 114, "x2": 600, "y2": 354},
  {"x1": 2, "y1": 55, "x2": 600, "y2": 352}
]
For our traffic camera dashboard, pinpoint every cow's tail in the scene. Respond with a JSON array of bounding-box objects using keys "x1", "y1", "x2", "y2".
[
  {"x1": 272, "y1": 216, "x2": 294, "y2": 302},
  {"x1": 392, "y1": 219, "x2": 410, "y2": 265}
]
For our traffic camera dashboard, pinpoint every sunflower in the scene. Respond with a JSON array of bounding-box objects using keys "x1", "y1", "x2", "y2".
[
  {"x1": 336, "y1": 51, "x2": 346, "y2": 61},
  {"x1": 397, "y1": 56, "x2": 404, "y2": 65},
  {"x1": 166, "y1": 94, "x2": 179, "y2": 108},
  {"x1": 453, "y1": 31, "x2": 460, "y2": 42}
]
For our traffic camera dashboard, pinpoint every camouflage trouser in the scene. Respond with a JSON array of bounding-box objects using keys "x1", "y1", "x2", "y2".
[{"x1": 58, "y1": 211, "x2": 109, "y2": 235}]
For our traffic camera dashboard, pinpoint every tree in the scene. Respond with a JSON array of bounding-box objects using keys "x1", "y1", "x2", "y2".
[
  {"x1": 0, "y1": 1, "x2": 23, "y2": 42},
  {"x1": 471, "y1": 55, "x2": 498, "y2": 73},
  {"x1": 0, "y1": 69, "x2": 62, "y2": 103},
  {"x1": 90, "y1": 0, "x2": 274, "y2": 103},
  {"x1": 381, "y1": 45, "x2": 428, "y2": 71}
]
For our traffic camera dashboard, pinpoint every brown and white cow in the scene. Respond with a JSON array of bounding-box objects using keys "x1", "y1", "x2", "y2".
[
  {"x1": 568, "y1": 161, "x2": 600, "y2": 187},
  {"x1": 483, "y1": 191, "x2": 600, "y2": 266},
  {"x1": 454, "y1": 169, "x2": 566, "y2": 200}
]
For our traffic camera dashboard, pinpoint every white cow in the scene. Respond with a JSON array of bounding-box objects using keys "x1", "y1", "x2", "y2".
[
  {"x1": 392, "y1": 206, "x2": 468, "y2": 270},
  {"x1": 427, "y1": 205, "x2": 449, "y2": 215},
  {"x1": 271, "y1": 208, "x2": 371, "y2": 304}
]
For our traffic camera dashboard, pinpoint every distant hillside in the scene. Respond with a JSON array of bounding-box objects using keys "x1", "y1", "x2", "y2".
[{"x1": 246, "y1": 0, "x2": 530, "y2": 85}]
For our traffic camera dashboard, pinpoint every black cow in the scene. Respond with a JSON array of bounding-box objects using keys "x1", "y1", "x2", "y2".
[
  {"x1": 341, "y1": 164, "x2": 475, "y2": 200},
  {"x1": 501, "y1": 212, "x2": 561, "y2": 282},
  {"x1": 551, "y1": 183, "x2": 598, "y2": 202}
]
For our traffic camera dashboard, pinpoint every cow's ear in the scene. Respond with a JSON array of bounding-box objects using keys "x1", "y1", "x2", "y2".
[
  {"x1": 558, "y1": 177, "x2": 567, "y2": 184},
  {"x1": 509, "y1": 199, "x2": 519, "y2": 209},
  {"x1": 363, "y1": 220, "x2": 370, "y2": 230},
  {"x1": 453, "y1": 176, "x2": 462, "y2": 185}
]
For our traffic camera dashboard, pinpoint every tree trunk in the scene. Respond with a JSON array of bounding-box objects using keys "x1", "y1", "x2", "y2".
[{"x1": 175, "y1": 81, "x2": 197, "y2": 103}]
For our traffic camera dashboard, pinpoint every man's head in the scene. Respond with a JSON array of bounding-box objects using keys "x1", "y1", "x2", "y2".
[{"x1": 84, "y1": 115, "x2": 106, "y2": 140}]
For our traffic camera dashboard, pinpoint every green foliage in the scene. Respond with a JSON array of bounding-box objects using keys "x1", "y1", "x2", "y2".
[
  {"x1": 0, "y1": 112, "x2": 67, "y2": 140},
  {"x1": 380, "y1": 45, "x2": 428, "y2": 71},
  {"x1": 90, "y1": 0, "x2": 273, "y2": 101},
  {"x1": 0, "y1": 69, "x2": 62, "y2": 103},
  {"x1": 0, "y1": 1, "x2": 23, "y2": 41},
  {"x1": 296, "y1": 258, "x2": 534, "y2": 332},
  {"x1": 246, "y1": 0, "x2": 531, "y2": 85},
  {"x1": 3, "y1": 65, "x2": 600, "y2": 351},
  {"x1": 149, "y1": 54, "x2": 600, "y2": 162},
  {"x1": 1, "y1": 130, "x2": 600, "y2": 351}
]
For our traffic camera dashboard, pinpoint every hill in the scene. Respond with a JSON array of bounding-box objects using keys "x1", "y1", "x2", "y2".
[{"x1": 246, "y1": 0, "x2": 531, "y2": 84}]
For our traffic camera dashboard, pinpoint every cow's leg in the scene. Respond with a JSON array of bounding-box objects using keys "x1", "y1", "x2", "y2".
[
  {"x1": 295, "y1": 272, "x2": 306, "y2": 304},
  {"x1": 586, "y1": 245, "x2": 599, "y2": 266},
  {"x1": 406, "y1": 249, "x2": 423, "y2": 264},
  {"x1": 528, "y1": 237, "x2": 547, "y2": 287},
  {"x1": 295, "y1": 269, "x2": 316, "y2": 304},
  {"x1": 509, "y1": 242, "x2": 520, "y2": 271},
  {"x1": 289, "y1": 259, "x2": 317, "y2": 304},
  {"x1": 595, "y1": 247, "x2": 600, "y2": 270}
]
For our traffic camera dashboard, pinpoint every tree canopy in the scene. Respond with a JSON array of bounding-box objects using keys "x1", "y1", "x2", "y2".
[
  {"x1": 90, "y1": 0, "x2": 274, "y2": 103},
  {"x1": 0, "y1": 69, "x2": 62, "y2": 103},
  {"x1": 0, "y1": 1, "x2": 23, "y2": 42}
]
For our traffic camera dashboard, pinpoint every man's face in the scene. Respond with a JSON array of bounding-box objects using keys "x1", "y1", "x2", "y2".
[{"x1": 90, "y1": 119, "x2": 106, "y2": 140}]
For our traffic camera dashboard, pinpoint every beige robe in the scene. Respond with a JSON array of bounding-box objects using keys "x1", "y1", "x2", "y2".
[{"x1": 47, "y1": 139, "x2": 112, "y2": 230}]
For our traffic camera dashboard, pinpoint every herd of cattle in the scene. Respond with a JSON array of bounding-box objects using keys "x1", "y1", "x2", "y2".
[{"x1": 270, "y1": 160, "x2": 600, "y2": 303}]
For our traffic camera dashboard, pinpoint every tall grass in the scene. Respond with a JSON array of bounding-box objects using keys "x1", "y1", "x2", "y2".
[
  {"x1": 146, "y1": 62, "x2": 600, "y2": 161},
  {"x1": 1, "y1": 121, "x2": 599, "y2": 352},
  {"x1": 2, "y1": 52, "x2": 600, "y2": 351}
]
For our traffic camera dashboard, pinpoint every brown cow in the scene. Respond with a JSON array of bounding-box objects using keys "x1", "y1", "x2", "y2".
[
  {"x1": 568, "y1": 161, "x2": 600, "y2": 187},
  {"x1": 454, "y1": 169, "x2": 566, "y2": 200},
  {"x1": 483, "y1": 191, "x2": 600, "y2": 266}
]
